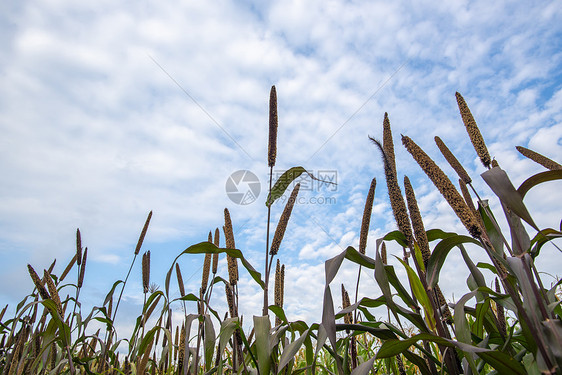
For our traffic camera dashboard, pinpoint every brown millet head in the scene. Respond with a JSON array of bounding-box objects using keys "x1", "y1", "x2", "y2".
[
  {"x1": 76, "y1": 228, "x2": 82, "y2": 266},
  {"x1": 142, "y1": 251, "x2": 150, "y2": 294},
  {"x1": 459, "y1": 179, "x2": 476, "y2": 213},
  {"x1": 214, "y1": 228, "x2": 220, "y2": 247},
  {"x1": 212, "y1": 228, "x2": 220, "y2": 274},
  {"x1": 201, "y1": 253, "x2": 211, "y2": 294},
  {"x1": 403, "y1": 176, "x2": 431, "y2": 267},
  {"x1": 178, "y1": 324, "x2": 186, "y2": 372},
  {"x1": 226, "y1": 254, "x2": 239, "y2": 286},
  {"x1": 225, "y1": 282, "x2": 237, "y2": 318},
  {"x1": 516, "y1": 146, "x2": 562, "y2": 170},
  {"x1": 396, "y1": 355, "x2": 407, "y2": 375},
  {"x1": 43, "y1": 270, "x2": 63, "y2": 316},
  {"x1": 28, "y1": 265, "x2": 50, "y2": 300},
  {"x1": 59, "y1": 254, "x2": 77, "y2": 282},
  {"x1": 359, "y1": 178, "x2": 376, "y2": 255},
  {"x1": 78, "y1": 247, "x2": 87, "y2": 288},
  {"x1": 224, "y1": 209, "x2": 235, "y2": 249},
  {"x1": 46, "y1": 259, "x2": 57, "y2": 275},
  {"x1": 402, "y1": 135, "x2": 482, "y2": 238},
  {"x1": 10, "y1": 329, "x2": 27, "y2": 375},
  {"x1": 175, "y1": 263, "x2": 185, "y2": 297},
  {"x1": 341, "y1": 284, "x2": 352, "y2": 326},
  {"x1": 223, "y1": 209, "x2": 239, "y2": 284},
  {"x1": 274, "y1": 259, "x2": 282, "y2": 307},
  {"x1": 455, "y1": 92, "x2": 491, "y2": 168},
  {"x1": 135, "y1": 211, "x2": 152, "y2": 255},
  {"x1": 435, "y1": 284, "x2": 452, "y2": 324},
  {"x1": 435, "y1": 136, "x2": 472, "y2": 184},
  {"x1": 383, "y1": 113, "x2": 396, "y2": 173},
  {"x1": 268, "y1": 85, "x2": 278, "y2": 168},
  {"x1": 370, "y1": 137, "x2": 414, "y2": 247},
  {"x1": 208, "y1": 231, "x2": 212, "y2": 243},
  {"x1": 173, "y1": 326, "x2": 179, "y2": 361},
  {"x1": 494, "y1": 278, "x2": 507, "y2": 336},
  {"x1": 270, "y1": 183, "x2": 301, "y2": 256},
  {"x1": 459, "y1": 178, "x2": 485, "y2": 231},
  {"x1": 381, "y1": 242, "x2": 387, "y2": 264},
  {"x1": 274, "y1": 261, "x2": 285, "y2": 326}
]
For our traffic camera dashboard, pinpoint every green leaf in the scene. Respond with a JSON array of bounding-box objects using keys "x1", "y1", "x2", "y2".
[
  {"x1": 481, "y1": 166, "x2": 538, "y2": 230},
  {"x1": 269, "y1": 305, "x2": 288, "y2": 325},
  {"x1": 403, "y1": 350, "x2": 433, "y2": 375},
  {"x1": 426, "y1": 228, "x2": 457, "y2": 242},
  {"x1": 459, "y1": 244, "x2": 486, "y2": 290},
  {"x1": 203, "y1": 314, "x2": 216, "y2": 370},
  {"x1": 278, "y1": 328, "x2": 310, "y2": 373},
  {"x1": 378, "y1": 332, "x2": 525, "y2": 373},
  {"x1": 137, "y1": 326, "x2": 158, "y2": 357},
  {"x1": 453, "y1": 291, "x2": 478, "y2": 372},
  {"x1": 41, "y1": 299, "x2": 71, "y2": 347},
  {"x1": 266, "y1": 166, "x2": 335, "y2": 206},
  {"x1": 103, "y1": 280, "x2": 123, "y2": 307},
  {"x1": 474, "y1": 299, "x2": 491, "y2": 339},
  {"x1": 217, "y1": 318, "x2": 239, "y2": 363},
  {"x1": 253, "y1": 315, "x2": 272, "y2": 375},
  {"x1": 321, "y1": 285, "x2": 343, "y2": 374},
  {"x1": 335, "y1": 323, "x2": 397, "y2": 341},
  {"x1": 501, "y1": 199, "x2": 531, "y2": 256},
  {"x1": 385, "y1": 265, "x2": 418, "y2": 310},
  {"x1": 266, "y1": 167, "x2": 307, "y2": 206},
  {"x1": 396, "y1": 257, "x2": 434, "y2": 330},
  {"x1": 165, "y1": 242, "x2": 264, "y2": 300},
  {"x1": 383, "y1": 230, "x2": 408, "y2": 248},
  {"x1": 350, "y1": 357, "x2": 376, "y2": 375},
  {"x1": 426, "y1": 234, "x2": 481, "y2": 288},
  {"x1": 478, "y1": 199, "x2": 505, "y2": 255},
  {"x1": 517, "y1": 170, "x2": 562, "y2": 199},
  {"x1": 374, "y1": 240, "x2": 401, "y2": 328},
  {"x1": 529, "y1": 228, "x2": 562, "y2": 258},
  {"x1": 506, "y1": 256, "x2": 544, "y2": 327},
  {"x1": 542, "y1": 319, "x2": 562, "y2": 371},
  {"x1": 476, "y1": 350, "x2": 527, "y2": 375},
  {"x1": 342, "y1": 246, "x2": 376, "y2": 269}
]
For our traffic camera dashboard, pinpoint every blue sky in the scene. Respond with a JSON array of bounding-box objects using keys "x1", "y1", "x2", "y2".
[{"x1": 1, "y1": 0, "x2": 562, "y2": 339}]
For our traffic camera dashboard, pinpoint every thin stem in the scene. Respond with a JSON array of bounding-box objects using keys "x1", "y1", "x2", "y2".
[
  {"x1": 65, "y1": 345, "x2": 76, "y2": 374},
  {"x1": 354, "y1": 265, "x2": 362, "y2": 323},
  {"x1": 102, "y1": 253, "x2": 138, "y2": 365},
  {"x1": 69, "y1": 265, "x2": 81, "y2": 332},
  {"x1": 112, "y1": 253, "x2": 138, "y2": 324},
  {"x1": 263, "y1": 166, "x2": 273, "y2": 316},
  {"x1": 194, "y1": 290, "x2": 203, "y2": 373}
]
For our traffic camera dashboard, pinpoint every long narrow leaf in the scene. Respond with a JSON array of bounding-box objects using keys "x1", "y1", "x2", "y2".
[
  {"x1": 426, "y1": 235, "x2": 481, "y2": 288},
  {"x1": 517, "y1": 170, "x2": 562, "y2": 199},
  {"x1": 254, "y1": 315, "x2": 272, "y2": 375},
  {"x1": 278, "y1": 328, "x2": 310, "y2": 373},
  {"x1": 481, "y1": 166, "x2": 538, "y2": 230}
]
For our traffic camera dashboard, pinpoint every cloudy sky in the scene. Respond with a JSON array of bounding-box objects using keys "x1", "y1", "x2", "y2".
[{"x1": 1, "y1": 0, "x2": 561, "y2": 338}]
